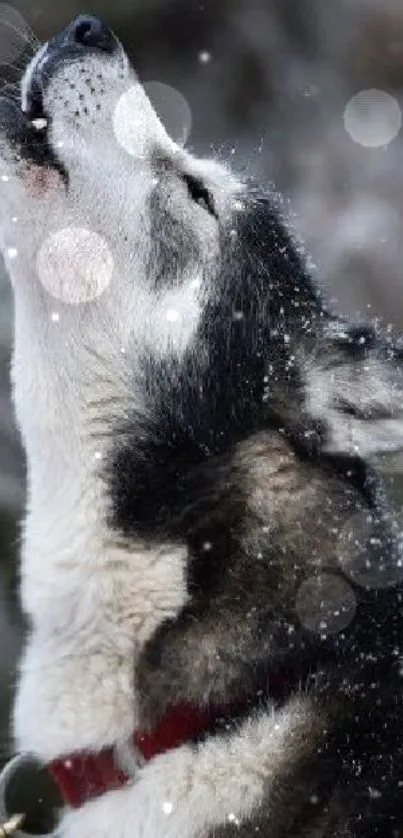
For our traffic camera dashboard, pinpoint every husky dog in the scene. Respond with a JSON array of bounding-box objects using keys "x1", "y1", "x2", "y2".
[{"x1": 1, "y1": 15, "x2": 403, "y2": 838}]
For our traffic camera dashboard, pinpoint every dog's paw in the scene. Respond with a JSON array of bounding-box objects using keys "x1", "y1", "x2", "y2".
[
  {"x1": 56, "y1": 743, "x2": 205, "y2": 838},
  {"x1": 58, "y1": 786, "x2": 133, "y2": 838},
  {"x1": 57, "y1": 779, "x2": 170, "y2": 838}
]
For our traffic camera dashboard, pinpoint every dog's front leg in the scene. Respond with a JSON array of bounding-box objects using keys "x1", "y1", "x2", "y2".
[{"x1": 58, "y1": 695, "x2": 321, "y2": 838}]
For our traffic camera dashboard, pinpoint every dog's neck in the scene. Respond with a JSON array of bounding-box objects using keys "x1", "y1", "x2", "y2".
[{"x1": 13, "y1": 398, "x2": 190, "y2": 760}]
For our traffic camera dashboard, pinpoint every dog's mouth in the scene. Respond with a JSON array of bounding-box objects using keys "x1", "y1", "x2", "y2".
[
  {"x1": 21, "y1": 85, "x2": 54, "y2": 168},
  {"x1": 0, "y1": 37, "x2": 67, "y2": 176},
  {"x1": 0, "y1": 17, "x2": 125, "y2": 184},
  {"x1": 0, "y1": 90, "x2": 67, "y2": 179}
]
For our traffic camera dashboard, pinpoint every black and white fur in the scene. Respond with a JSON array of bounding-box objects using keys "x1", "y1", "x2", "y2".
[{"x1": 1, "y1": 16, "x2": 403, "y2": 838}]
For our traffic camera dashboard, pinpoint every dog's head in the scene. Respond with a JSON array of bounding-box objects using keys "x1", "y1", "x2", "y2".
[
  {"x1": 0, "y1": 17, "x2": 244, "y2": 469},
  {"x1": 0, "y1": 15, "x2": 402, "y2": 508}
]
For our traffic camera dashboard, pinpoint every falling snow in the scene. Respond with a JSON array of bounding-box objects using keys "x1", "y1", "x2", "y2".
[
  {"x1": 233, "y1": 200, "x2": 245, "y2": 212},
  {"x1": 228, "y1": 813, "x2": 240, "y2": 826},
  {"x1": 165, "y1": 308, "x2": 181, "y2": 322}
]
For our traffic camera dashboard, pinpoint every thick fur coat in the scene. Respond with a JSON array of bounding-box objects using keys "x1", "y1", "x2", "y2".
[{"x1": 1, "y1": 16, "x2": 403, "y2": 838}]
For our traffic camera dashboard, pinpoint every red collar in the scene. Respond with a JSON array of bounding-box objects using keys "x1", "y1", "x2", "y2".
[{"x1": 48, "y1": 703, "x2": 219, "y2": 808}]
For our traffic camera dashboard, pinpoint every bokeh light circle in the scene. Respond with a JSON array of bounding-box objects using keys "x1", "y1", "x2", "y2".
[
  {"x1": 344, "y1": 89, "x2": 402, "y2": 148},
  {"x1": 36, "y1": 227, "x2": 113, "y2": 303},
  {"x1": 143, "y1": 82, "x2": 192, "y2": 146},
  {"x1": 114, "y1": 82, "x2": 192, "y2": 157},
  {"x1": 296, "y1": 573, "x2": 357, "y2": 635},
  {"x1": 0, "y1": 5, "x2": 32, "y2": 66},
  {"x1": 337, "y1": 510, "x2": 403, "y2": 590}
]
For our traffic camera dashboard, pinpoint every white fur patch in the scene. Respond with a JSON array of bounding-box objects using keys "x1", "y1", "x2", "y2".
[{"x1": 14, "y1": 538, "x2": 189, "y2": 759}]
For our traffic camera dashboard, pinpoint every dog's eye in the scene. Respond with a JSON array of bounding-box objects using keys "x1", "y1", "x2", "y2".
[{"x1": 183, "y1": 174, "x2": 217, "y2": 217}]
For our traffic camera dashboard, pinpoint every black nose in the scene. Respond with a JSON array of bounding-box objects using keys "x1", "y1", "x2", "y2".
[
  {"x1": 64, "y1": 15, "x2": 116, "y2": 53},
  {"x1": 48, "y1": 15, "x2": 117, "y2": 56}
]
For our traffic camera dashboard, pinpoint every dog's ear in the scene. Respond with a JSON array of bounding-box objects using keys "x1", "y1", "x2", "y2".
[{"x1": 304, "y1": 321, "x2": 403, "y2": 458}]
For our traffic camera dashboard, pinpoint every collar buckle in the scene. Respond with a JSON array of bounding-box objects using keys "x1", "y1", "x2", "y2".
[
  {"x1": 0, "y1": 814, "x2": 25, "y2": 838},
  {"x1": 0, "y1": 754, "x2": 59, "y2": 837}
]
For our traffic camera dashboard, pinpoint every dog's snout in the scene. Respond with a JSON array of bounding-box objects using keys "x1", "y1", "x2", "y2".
[
  {"x1": 22, "y1": 15, "x2": 120, "y2": 118},
  {"x1": 59, "y1": 15, "x2": 117, "y2": 55}
]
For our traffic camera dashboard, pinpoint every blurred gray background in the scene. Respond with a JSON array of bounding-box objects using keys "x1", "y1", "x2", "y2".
[{"x1": 2, "y1": 0, "x2": 403, "y2": 763}]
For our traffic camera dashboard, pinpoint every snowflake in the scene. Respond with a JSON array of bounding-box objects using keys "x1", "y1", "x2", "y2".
[
  {"x1": 228, "y1": 813, "x2": 240, "y2": 826},
  {"x1": 166, "y1": 308, "x2": 181, "y2": 323},
  {"x1": 344, "y1": 89, "x2": 401, "y2": 148}
]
